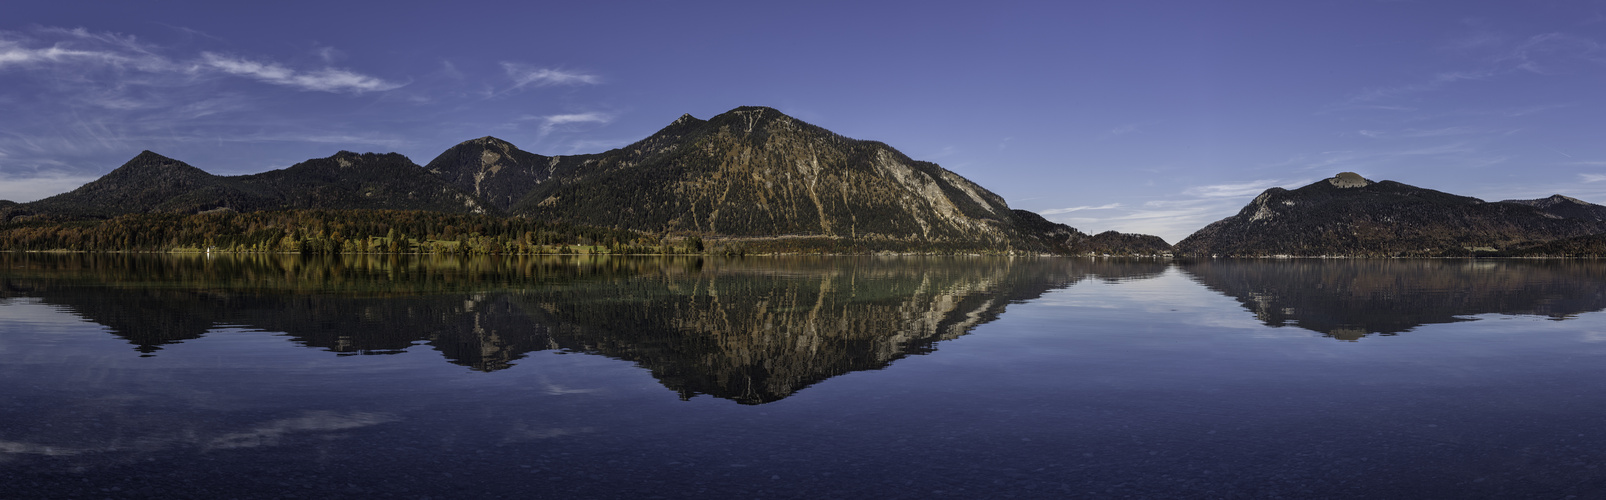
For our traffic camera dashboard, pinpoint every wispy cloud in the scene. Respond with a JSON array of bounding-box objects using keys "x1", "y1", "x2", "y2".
[
  {"x1": 217, "y1": 132, "x2": 409, "y2": 149},
  {"x1": 0, "y1": 30, "x2": 403, "y2": 94},
  {"x1": 201, "y1": 52, "x2": 404, "y2": 93},
  {"x1": 501, "y1": 63, "x2": 601, "y2": 90},
  {"x1": 1582, "y1": 173, "x2": 1606, "y2": 183},
  {"x1": 527, "y1": 112, "x2": 613, "y2": 135},
  {"x1": 1357, "y1": 126, "x2": 1499, "y2": 139},
  {"x1": 1182, "y1": 179, "x2": 1290, "y2": 198},
  {"x1": 1501, "y1": 32, "x2": 1606, "y2": 74},
  {"x1": 562, "y1": 138, "x2": 634, "y2": 154},
  {"x1": 1, "y1": 28, "x2": 169, "y2": 69},
  {"x1": 208, "y1": 411, "x2": 398, "y2": 450},
  {"x1": 1039, "y1": 203, "x2": 1121, "y2": 215},
  {"x1": 1338, "y1": 31, "x2": 1606, "y2": 111},
  {"x1": 1347, "y1": 70, "x2": 1496, "y2": 105},
  {"x1": 0, "y1": 42, "x2": 126, "y2": 68},
  {"x1": 0, "y1": 26, "x2": 422, "y2": 191}
]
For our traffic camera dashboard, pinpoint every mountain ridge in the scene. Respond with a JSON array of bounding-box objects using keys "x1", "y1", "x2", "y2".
[
  {"x1": 1175, "y1": 172, "x2": 1606, "y2": 257},
  {"x1": 0, "y1": 106, "x2": 1170, "y2": 255}
]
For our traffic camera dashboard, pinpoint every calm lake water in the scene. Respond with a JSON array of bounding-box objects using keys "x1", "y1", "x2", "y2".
[{"x1": 3, "y1": 254, "x2": 1606, "y2": 499}]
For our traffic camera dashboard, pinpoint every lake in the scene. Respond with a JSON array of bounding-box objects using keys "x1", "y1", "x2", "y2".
[{"x1": 3, "y1": 253, "x2": 1606, "y2": 498}]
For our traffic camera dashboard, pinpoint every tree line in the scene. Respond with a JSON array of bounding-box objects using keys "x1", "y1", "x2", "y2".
[{"x1": 0, "y1": 209, "x2": 722, "y2": 255}]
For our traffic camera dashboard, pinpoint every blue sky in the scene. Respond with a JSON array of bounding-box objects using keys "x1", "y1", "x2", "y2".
[{"x1": 3, "y1": 1, "x2": 1605, "y2": 242}]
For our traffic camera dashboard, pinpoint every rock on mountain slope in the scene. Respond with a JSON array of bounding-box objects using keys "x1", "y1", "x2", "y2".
[{"x1": 1175, "y1": 172, "x2": 1606, "y2": 257}]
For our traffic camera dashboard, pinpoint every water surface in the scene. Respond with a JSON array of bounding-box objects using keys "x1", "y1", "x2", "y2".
[{"x1": 3, "y1": 254, "x2": 1605, "y2": 498}]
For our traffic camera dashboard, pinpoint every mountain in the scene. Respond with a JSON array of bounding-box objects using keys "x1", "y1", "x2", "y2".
[
  {"x1": 504, "y1": 106, "x2": 1073, "y2": 251},
  {"x1": 1078, "y1": 230, "x2": 1173, "y2": 256},
  {"x1": 17, "y1": 151, "x2": 276, "y2": 218},
  {"x1": 237, "y1": 151, "x2": 489, "y2": 213},
  {"x1": 4, "y1": 106, "x2": 1172, "y2": 254},
  {"x1": 423, "y1": 136, "x2": 588, "y2": 211},
  {"x1": 1174, "y1": 172, "x2": 1606, "y2": 257},
  {"x1": 1500, "y1": 194, "x2": 1606, "y2": 221},
  {"x1": 5, "y1": 151, "x2": 488, "y2": 221}
]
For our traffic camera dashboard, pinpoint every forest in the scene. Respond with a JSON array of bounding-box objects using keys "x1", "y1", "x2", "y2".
[
  {"x1": 0, "y1": 209, "x2": 715, "y2": 256},
  {"x1": 0, "y1": 209, "x2": 1030, "y2": 256}
]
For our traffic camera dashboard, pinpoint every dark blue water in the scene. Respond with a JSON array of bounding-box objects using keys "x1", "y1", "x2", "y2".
[{"x1": 3, "y1": 254, "x2": 1605, "y2": 498}]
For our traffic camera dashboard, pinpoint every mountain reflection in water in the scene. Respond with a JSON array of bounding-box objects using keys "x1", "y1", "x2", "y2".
[
  {"x1": 1180, "y1": 259, "x2": 1606, "y2": 340},
  {"x1": 0, "y1": 253, "x2": 1167, "y2": 404}
]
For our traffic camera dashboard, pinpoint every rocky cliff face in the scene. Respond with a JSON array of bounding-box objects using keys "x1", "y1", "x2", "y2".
[{"x1": 1175, "y1": 172, "x2": 1606, "y2": 257}]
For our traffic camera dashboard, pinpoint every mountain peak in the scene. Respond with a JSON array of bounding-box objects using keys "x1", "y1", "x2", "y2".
[
  {"x1": 469, "y1": 136, "x2": 515, "y2": 148},
  {"x1": 109, "y1": 150, "x2": 204, "y2": 178},
  {"x1": 729, "y1": 105, "x2": 781, "y2": 113},
  {"x1": 709, "y1": 106, "x2": 797, "y2": 129},
  {"x1": 1327, "y1": 172, "x2": 1372, "y2": 188},
  {"x1": 132, "y1": 150, "x2": 175, "y2": 162}
]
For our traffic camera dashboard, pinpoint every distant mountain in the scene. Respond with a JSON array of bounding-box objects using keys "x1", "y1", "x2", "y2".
[
  {"x1": 424, "y1": 136, "x2": 588, "y2": 211},
  {"x1": 3, "y1": 106, "x2": 1174, "y2": 254},
  {"x1": 1078, "y1": 231, "x2": 1173, "y2": 256},
  {"x1": 1175, "y1": 172, "x2": 1606, "y2": 257},
  {"x1": 237, "y1": 151, "x2": 488, "y2": 213},
  {"x1": 7, "y1": 151, "x2": 485, "y2": 220},
  {"x1": 1500, "y1": 194, "x2": 1606, "y2": 221},
  {"x1": 19, "y1": 151, "x2": 276, "y2": 218}
]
